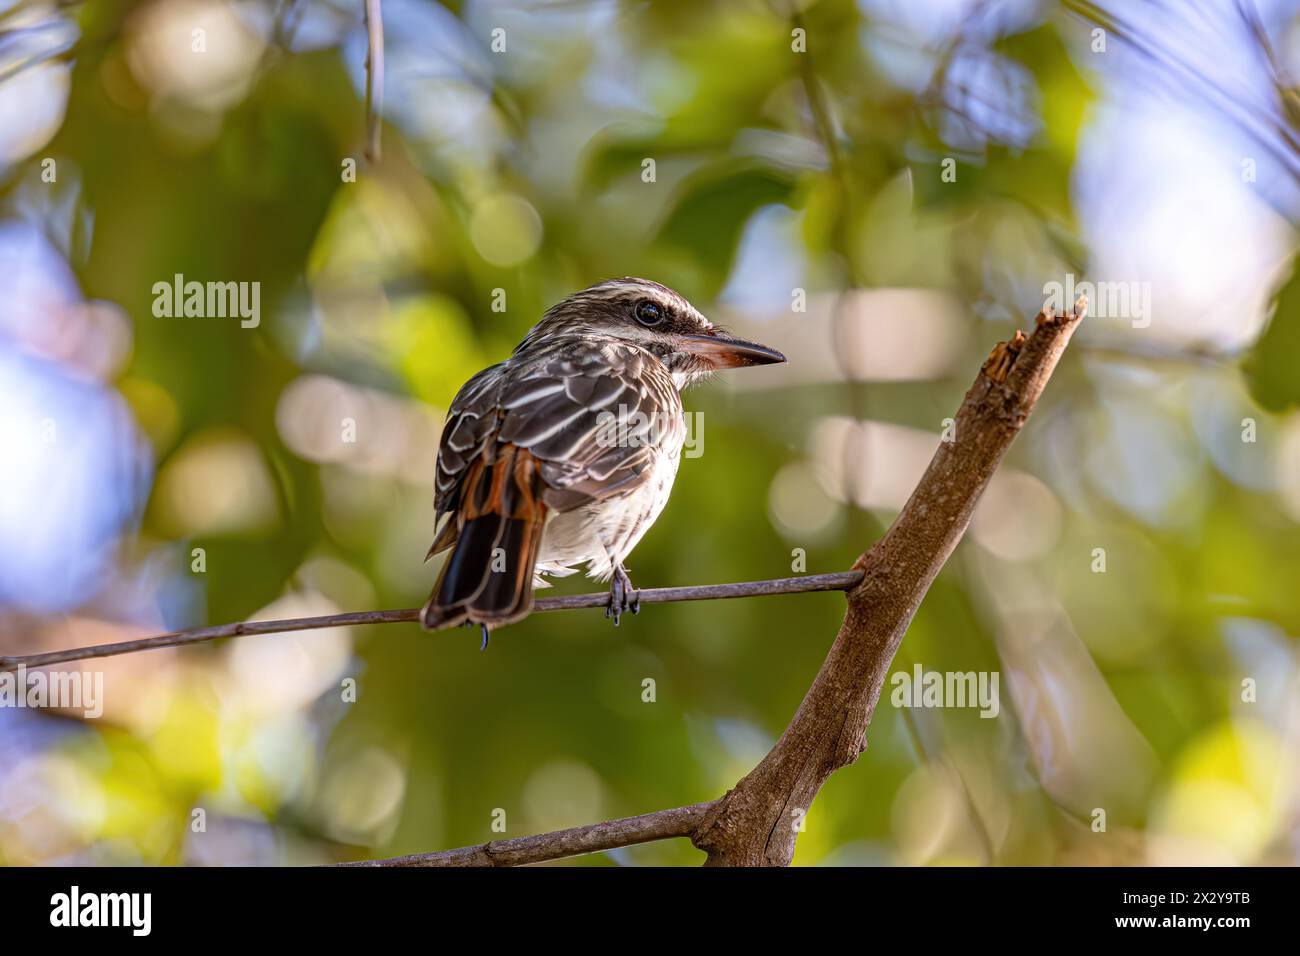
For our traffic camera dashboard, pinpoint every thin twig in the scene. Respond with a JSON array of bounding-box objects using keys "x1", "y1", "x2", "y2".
[
  {"x1": 338, "y1": 801, "x2": 719, "y2": 867},
  {"x1": 0, "y1": 572, "x2": 863, "y2": 673},
  {"x1": 363, "y1": 0, "x2": 384, "y2": 162}
]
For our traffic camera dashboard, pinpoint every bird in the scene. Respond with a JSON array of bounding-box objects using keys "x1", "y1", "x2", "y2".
[{"x1": 421, "y1": 277, "x2": 785, "y2": 645}]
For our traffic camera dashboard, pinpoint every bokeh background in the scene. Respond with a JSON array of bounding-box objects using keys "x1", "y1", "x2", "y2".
[{"x1": 2, "y1": 0, "x2": 1299, "y2": 866}]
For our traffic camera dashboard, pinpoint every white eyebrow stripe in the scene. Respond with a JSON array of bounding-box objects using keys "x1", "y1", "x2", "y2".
[
  {"x1": 588, "y1": 280, "x2": 679, "y2": 302},
  {"x1": 578, "y1": 278, "x2": 708, "y2": 327}
]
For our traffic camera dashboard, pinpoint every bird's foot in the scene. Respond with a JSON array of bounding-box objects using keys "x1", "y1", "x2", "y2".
[{"x1": 605, "y1": 565, "x2": 640, "y2": 627}]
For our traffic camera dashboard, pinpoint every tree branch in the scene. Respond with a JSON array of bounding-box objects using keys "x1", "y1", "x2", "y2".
[
  {"x1": 691, "y1": 300, "x2": 1087, "y2": 865},
  {"x1": 0, "y1": 572, "x2": 863, "y2": 673},
  {"x1": 339, "y1": 801, "x2": 719, "y2": 867}
]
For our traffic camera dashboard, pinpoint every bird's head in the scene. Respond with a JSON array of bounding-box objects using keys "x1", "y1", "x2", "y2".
[{"x1": 519, "y1": 278, "x2": 785, "y2": 387}]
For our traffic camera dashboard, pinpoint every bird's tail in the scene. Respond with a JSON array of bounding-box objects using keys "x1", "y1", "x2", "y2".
[{"x1": 421, "y1": 444, "x2": 548, "y2": 631}]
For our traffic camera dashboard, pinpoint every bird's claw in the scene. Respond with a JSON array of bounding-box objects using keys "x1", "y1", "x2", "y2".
[
  {"x1": 462, "y1": 620, "x2": 490, "y2": 650},
  {"x1": 606, "y1": 566, "x2": 638, "y2": 627}
]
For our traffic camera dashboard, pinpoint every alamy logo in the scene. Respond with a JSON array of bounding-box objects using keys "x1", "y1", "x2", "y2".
[
  {"x1": 50, "y1": 886, "x2": 151, "y2": 936},
  {"x1": 890, "y1": 664, "x2": 999, "y2": 718},
  {"x1": 1042, "y1": 274, "x2": 1150, "y2": 328},
  {"x1": 0, "y1": 666, "x2": 103, "y2": 718},
  {"x1": 595, "y1": 406, "x2": 704, "y2": 458},
  {"x1": 152, "y1": 273, "x2": 261, "y2": 328}
]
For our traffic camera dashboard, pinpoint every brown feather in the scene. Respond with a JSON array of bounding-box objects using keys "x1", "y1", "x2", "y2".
[{"x1": 421, "y1": 444, "x2": 549, "y2": 631}]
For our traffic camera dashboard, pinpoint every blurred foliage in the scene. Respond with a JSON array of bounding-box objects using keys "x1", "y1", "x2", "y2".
[
  {"x1": 1, "y1": 0, "x2": 1298, "y2": 867},
  {"x1": 1246, "y1": 257, "x2": 1300, "y2": 411}
]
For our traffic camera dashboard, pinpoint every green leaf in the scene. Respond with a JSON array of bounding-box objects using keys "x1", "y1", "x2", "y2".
[
  {"x1": 655, "y1": 164, "x2": 795, "y2": 283},
  {"x1": 580, "y1": 128, "x2": 719, "y2": 193},
  {"x1": 996, "y1": 22, "x2": 1092, "y2": 160},
  {"x1": 1244, "y1": 252, "x2": 1300, "y2": 411}
]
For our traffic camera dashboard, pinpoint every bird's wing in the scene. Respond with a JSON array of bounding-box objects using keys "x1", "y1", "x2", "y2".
[
  {"x1": 432, "y1": 343, "x2": 678, "y2": 532},
  {"x1": 433, "y1": 363, "x2": 508, "y2": 519},
  {"x1": 506, "y1": 344, "x2": 681, "y2": 512}
]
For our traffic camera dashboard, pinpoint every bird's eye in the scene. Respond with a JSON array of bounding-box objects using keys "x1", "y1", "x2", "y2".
[{"x1": 633, "y1": 300, "x2": 664, "y2": 326}]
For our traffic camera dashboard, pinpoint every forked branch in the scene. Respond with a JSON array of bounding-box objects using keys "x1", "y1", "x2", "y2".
[
  {"x1": 348, "y1": 297, "x2": 1087, "y2": 867},
  {"x1": 6, "y1": 300, "x2": 1086, "y2": 867},
  {"x1": 692, "y1": 299, "x2": 1086, "y2": 865}
]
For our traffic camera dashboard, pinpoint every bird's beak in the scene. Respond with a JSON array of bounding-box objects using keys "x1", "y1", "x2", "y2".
[{"x1": 678, "y1": 332, "x2": 786, "y2": 369}]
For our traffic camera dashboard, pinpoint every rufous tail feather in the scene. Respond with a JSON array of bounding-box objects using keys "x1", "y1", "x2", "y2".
[{"x1": 421, "y1": 445, "x2": 547, "y2": 631}]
